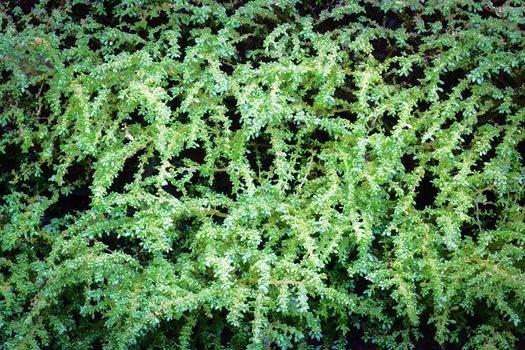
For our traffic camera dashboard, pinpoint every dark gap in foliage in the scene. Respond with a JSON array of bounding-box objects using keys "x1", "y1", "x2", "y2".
[
  {"x1": 26, "y1": 82, "x2": 50, "y2": 99},
  {"x1": 213, "y1": 171, "x2": 233, "y2": 196},
  {"x1": 147, "y1": 10, "x2": 169, "y2": 29},
  {"x1": 136, "y1": 326, "x2": 175, "y2": 349},
  {"x1": 413, "y1": 316, "x2": 443, "y2": 350},
  {"x1": 108, "y1": 152, "x2": 143, "y2": 193},
  {"x1": 7, "y1": 161, "x2": 55, "y2": 196},
  {"x1": 246, "y1": 134, "x2": 274, "y2": 175},
  {"x1": 294, "y1": 0, "x2": 332, "y2": 19},
  {"x1": 283, "y1": 120, "x2": 301, "y2": 136},
  {"x1": 121, "y1": 40, "x2": 143, "y2": 54},
  {"x1": 249, "y1": 55, "x2": 277, "y2": 69},
  {"x1": 165, "y1": 219, "x2": 194, "y2": 262},
  {"x1": 235, "y1": 22, "x2": 275, "y2": 65},
  {"x1": 96, "y1": 1, "x2": 120, "y2": 27},
  {"x1": 141, "y1": 156, "x2": 160, "y2": 180},
  {"x1": 345, "y1": 326, "x2": 378, "y2": 350},
  {"x1": 371, "y1": 38, "x2": 395, "y2": 62},
  {"x1": 383, "y1": 61, "x2": 400, "y2": 85},
  {"x1": 63, "y1": 158, "x2": 94, "y2": 183},
  {"x1": 478, "y1": 110, "x2": 508, "y2": 128},
  {"x1": 404, "y1": 30, "x2": 423, "y2": 52},
  {"x1": 518, "y1": 140, "x2": 525, "y2": 167},
  {"x1": 353, "y1": 275, "x2": 372, "y2": 296},
  {"x1": 117, "y1": 13, "x2": 142, "y2": 35},
  {"x1": 186, "y1": 173, "x2": 207, "y2": 196},
  {"x1": 414, "y1": 173, "x2": 438, "y2": 210},
  {"x1": 439, "y1": 69, "x2": 467, "y2": 96},
  {"x1": 459, "y1": 130, "x2": 475, "y2": 149},
  {"x1": 0, "y1": 145, "x2": 20, "y2": 196},
  {"x1": 420, "y1": 13, "x2": 448, "y2": 29},
  {"x1": 142, "y1": 318, "x2": 192, "y2": 347},
  {"x1": 60, "y1": 285, "x2": 85, "y2": 322},
  {"x1": 0, "y1": 249, "x2": 22, "y2": 268},
  {"x1": 460, "y1": 221, "x2": 478, "y2": 242},
  {"x1": 459, "y1": 88, "x2": 473, "y2": 101},
  {"x1": 211, "y1": 206, "x2": 228, "y2": 225},
  {"x1": 98, "y1": 233, "x2": 152, "y2": 264},
  {"x1": 257, "y1": 215, "x2": 269, "y2": 228},
  {"x1": 447, "y1": 9, "x2": 471, "y2": 27},
  {"x1": 223, "y1": 96, "x2": 242, "y2": 131},
  {"x1": 150, "y1": 28, "x2": 163, "y2": 41},
  {"x1": 480, "y1": 189, "x2": 497, "y2": 207},
  {"x1": 162, "y1": 182, "x2": 182, "y2": 198},
  {"x1": 35, "y1": 163, "x2": 57, "y2": 191},
  {"x1": 415, "y1": 100, "x2": 430, "y2": 114},
  {"x1": 334, "y1": 86, "x2": 357, "y2": 103},
  {"x1": 402, "y1": 65, "x2": 425, "y2": 88},
  {"x1": 363, "y1": 3, "x2": 388, "y2": 25},
  {"x1": 174, "y1": 111, "x2": 190, "y2": 125},
  {"x1": 311, "y1": 128, "x2": 330, "y2": 144},
  {"x1": 166, "y1": 89, "x2": 182, "y2": 112},
  {"x1": 387, "y1": 188, "x2": 397, "y2": 201},
  {"x1": 76, "y1": 319, "x2": 105, "y2": 347},
  {"x1": 472, "y1": 137, "x2": 501, "y2": 172},
  {"x1": 316, "y1": 12, "x2": 361, "y2": 34},
  {"x1": 32, "y1": 236, "x2": 52, "y2": 260},
  {"x1": 516, "y1": 335, "x2": 525, "y2": 350},
  {"x1": 190, "y1": 310, "x2": 229, "y2": 345},
  {"x1": 0, "y1": 69, "x2": 10, "y2": 84},
  {"x1": 70, "y1": 3, "x2": 91, "y2": 22},
  {"x1": 224, "y1": 0, "x2": 245, "y2": 15},
  {"x1": 177, "y1": 218, "x2": 194, "y2": 233},
  {"x1": 59, "y1": 35, "x2": 77, "y2": 50},
  {"x1": 324, "y1": 256, "x2": 349, "y2": 286},
  {"x1": 493, "y1": 71, "x2": 523, "y2": 90},
  {"x1": 439, "y1": 116, "x2": 455, "y2": 132},
  {"x1": 335, "y1": 110, "x2": 357, "y2": 123},
  {"x1": 127, "y1": 110, "x2": 150, "y2": 127},
  {"x1": 219, "y1": 318, "x2": 236, "y2": 346},
  {"x1": 477, "y1": 190, "x2": 498, "y2": 231},
  {"x1": 293, "y1": 251, "x2": 305, "y2": 265},
  {"x1": 370, "y1": 230, "x2": 385, "y2": 251},
  {"x1": 257, "y1": 230, "x2": 270, "y2": 251},
  {"x1": 220, "y1": 60, "x2": 234, "y2": 75},
  {"x1": 303, "y1": 87, "x2": 319, "y2": 106},
  {"x1": 384, "y1": 12, "x2": 401, "y2": 30},
  {"x1": 382, "y1": 112, "x2": 399, "y2": 136},
  {"x1": 178, "y1": 145, "x2": 206, "y2": 165},
  {"x1": 401, "y1": 153, "x2": 418, "y2": 173},
  {"x1": 126, "y1": 205, "x2": 136, "y2": 218},
  {"x1": 42, "y1": 190, "x2": 91, "y2": 224},
  {"x1": 304, "y1": 333, "x2": 323, "y2": 347},
  {"x1": 456, "y1": 301, "x2": 494, "y2": 341},
  {"x1": 87, "y1": 38, "x2": 102, "y2": 52},
  {"x1": 173, "y1": 27, "x2": 193, "y2": 63},
  {"x1": 0, "y1": 264, "x2": 11, "y2": 279},
  {"x1": 6, "y1": 0, "x2": 35, "y2": 15},
  {"x1": 477, "y1": 7, "x2": 502, "y2": 21}
]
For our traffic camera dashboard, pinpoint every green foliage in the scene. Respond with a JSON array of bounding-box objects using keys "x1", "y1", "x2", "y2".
[{"x1": 1, "y1": 0, "x2": 524, "y2": 349}]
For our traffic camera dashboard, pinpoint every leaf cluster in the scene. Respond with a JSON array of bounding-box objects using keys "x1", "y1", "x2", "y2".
[{"x1": 1, "y1": 0, "x2": 524, "y2": 349}]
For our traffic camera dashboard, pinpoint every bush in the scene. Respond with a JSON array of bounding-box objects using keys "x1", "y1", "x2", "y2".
[{"x1": 1, "y1": 0, "x2": 524, "y2": 349}]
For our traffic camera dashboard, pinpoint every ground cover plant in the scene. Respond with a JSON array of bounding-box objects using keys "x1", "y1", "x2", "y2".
[{"x1": 1, "y1": 0, "x2": 524, "y2": 349}]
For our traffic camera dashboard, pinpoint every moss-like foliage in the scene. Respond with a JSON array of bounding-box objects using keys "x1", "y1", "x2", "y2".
[{"x1": 1, "y1": 1, "x2": 524, "y2": 349}]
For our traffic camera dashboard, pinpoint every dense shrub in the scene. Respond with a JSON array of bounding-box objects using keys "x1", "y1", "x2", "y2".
[{"x1": 1, "y1": 0, "x2": 524, "y2": 349}]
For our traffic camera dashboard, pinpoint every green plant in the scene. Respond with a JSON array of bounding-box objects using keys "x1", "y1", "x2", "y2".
[{"x1": 1, "y1": 1, "x2": 524, "y2": 349}]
